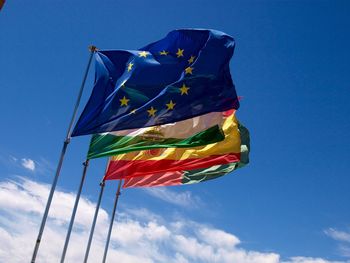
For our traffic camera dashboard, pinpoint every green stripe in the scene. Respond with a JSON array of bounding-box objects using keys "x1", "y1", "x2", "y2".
[
  {"x1": 181, "y1": 122, "x2": 250, "y2": 185},
  {"x1": 182, "y1": 163, "x2": 238, "y2": 184},
  {"x1": 88, "y1": 124, "x2": 225, "y2": 159}
]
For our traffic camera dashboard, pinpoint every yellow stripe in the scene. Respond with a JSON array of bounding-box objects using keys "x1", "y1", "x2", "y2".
[{"x1": 111, "y1": 112, "x2": 240, "y2": 161}]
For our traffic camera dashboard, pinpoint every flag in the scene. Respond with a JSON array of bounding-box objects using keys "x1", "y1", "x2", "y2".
[
  {"x1": 72, "y1": 29, "x2": 239, "y2": 137},
  {"x1": 0, "y1": 0, "x2": 5, "y2": 10},
  {"x1": 123, "y1": 123, "x2": 250, "y2": 188},
  {"x1": 103, "y1": 111, "x2": 241, "y2": 180},
  {"x1": 87, "y1": 111, "x2": 230, "y2": 159}
]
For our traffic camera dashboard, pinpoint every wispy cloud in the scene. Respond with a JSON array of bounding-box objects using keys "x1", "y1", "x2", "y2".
[
  {"x1": 9, "y1": 155, "x2": 18, "y2": 162},
  {"x1": 284, "y1": 257, "x2": 345, "y2": 263},
  {"x1": 324, "y1": 227, "x2": 350, "y2": 258},
  {"x1": 325, "y1": 228, "x2": 350, "y2": 243},
  {"x1": 21, "y1": 158, "x2": 36, "y2": 171},
  {"x1": 0, "y1": 177, "x2": 347, "y2": 263},
  {"x1": 143, "y1": 187, "x2": 202, "y2": 208},
  {"x1": 34, "y1": 157, "x2": 55, "y2": 176},
  {"x1": 1, "y1": 154, "x2": 54, "y2": 175},
  {"x1": 339, "y1": 245, "x2": 350, "y2": 258}
]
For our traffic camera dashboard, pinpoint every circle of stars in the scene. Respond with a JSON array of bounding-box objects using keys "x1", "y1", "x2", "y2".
[{"x1": 119, "y1": 47, "x2": 197, "y2": 118}]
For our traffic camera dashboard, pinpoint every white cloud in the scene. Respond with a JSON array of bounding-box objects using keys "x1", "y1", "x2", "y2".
[
  {"x1": 34, "y1": 157, "x2": 55, "y2": 175},
  {"x1": 125, "y1": 207, "x2": 164, "y2": 222},
  {"x1": 339, "y1": 245, "x2": 350, "y2": 258},
  {"x1": 197, "y1": 227, "x2": 240, "y2": 248},
  {"x1": 2, "y1": 154, "x2": 52, "y2": 175},
  {"x1": 0, "y1": 177, "x2": 347, "y2": 263},
  {"x1": 325, "y1": 228, "x2": 350, "y2": 243},
  {"x1": 21, "y1": 158, "x2": 36, "y2": 171},
  {"x1": 324, "y1": 228, "x2": 350, "y2": 258},
  {"x1": 9, "y1": 155, "x2": 18, "y2": 162},
  {"x1": 143, "y1": 187, "x2": 202, "y2": 208},
  {"x1": 284, "y1": 257, "x2": 345, "y2": 263}
]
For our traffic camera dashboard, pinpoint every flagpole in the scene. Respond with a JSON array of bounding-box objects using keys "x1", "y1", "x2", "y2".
[
  {"x1": 60, "y1": 160, "x2": 90, "y2": 263},
  {"x1": 31, "y1": 45, "x2": 97, "y2": 263},
  {"x1": 102, "y1": 179, "x2": 122, "y2": 263},
  {"x1": 83, "y1": 160, "x2": 110, "y2": 263},
  {"x1": 83, "y1": 179, "x2": 106, "y2": 263}
]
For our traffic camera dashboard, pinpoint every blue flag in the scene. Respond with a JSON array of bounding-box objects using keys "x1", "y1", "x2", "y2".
[{"x1": 72, "y1": 29, "x2": 240, "y2": 136}]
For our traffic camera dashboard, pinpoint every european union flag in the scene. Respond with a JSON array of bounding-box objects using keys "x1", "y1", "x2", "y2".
[{"x1": 72, "y1": 29, "x2": 240, "y2": 136}]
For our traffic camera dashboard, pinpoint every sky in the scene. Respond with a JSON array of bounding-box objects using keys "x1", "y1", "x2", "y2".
[{"x1": 1, "y1": 0, "x2": 350, "y2": 262}]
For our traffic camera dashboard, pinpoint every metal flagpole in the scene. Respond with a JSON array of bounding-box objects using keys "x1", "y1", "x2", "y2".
[
  {"x1": 83, "y1": 179, "x2": 106, "y2": 263},
  {"x1": 30, "y1": 45, "x2": 97, "y2": 263},
  {"x1": 60, "y1": 160, "x2": 90, "y2": 263},
  {"x1": 102, "y1": 179, "x2": 123, "y2": 263}
]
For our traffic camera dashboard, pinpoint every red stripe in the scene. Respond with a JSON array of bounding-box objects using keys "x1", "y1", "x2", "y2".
[
  {"x1": 123, "y1": 171, "x2": 183, "y2": 188},
  {"x1": 104, "y1": 153, "x2": 240, "y2": 180}
]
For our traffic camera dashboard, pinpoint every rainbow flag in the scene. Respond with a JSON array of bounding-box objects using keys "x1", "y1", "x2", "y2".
[
  {"x1": 122, "y1": 123, "x2": 249, "y2": 188},
  {"x1": 87, "y1": 111, "x2": 230, "y2": 159},
  {"x1": 103, "y1": 111, "x2": 242, "y2": 180}
]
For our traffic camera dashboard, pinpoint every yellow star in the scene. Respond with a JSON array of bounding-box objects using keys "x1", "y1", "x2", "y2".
[
  {"x1": 166, "y1": 100, "x2": 176, "y2": 110},
  {"x1": 127, "y1": 62, "x2": 134, "y2": 72},
  {"x1": 176, "y1": 48, "x2": 184, "y2": 58},
  {"x1": 159, "y1": 50, "x2": 169, "y2": 55},
  {"x1": 138, "y1": 51, "x2": 148, "y2": 58},
  {"x1": 147, "y1": 107, "x2": 157, "y2": 117},
  {"x1": 188, "y1": 55, "x2": 195, "y2": 64},
  {"x1": 179, "y1": 84, "x2": 190, "y2": 95},
  {"x1": 185, "y1": 66, "x2": 193, "y2": 75},
  {"x1": 130, "y1": 109, "x2": 137, "y2": 114},
  {"x1": 119, "y1": 96, "x2": 130, "y2": 106}
]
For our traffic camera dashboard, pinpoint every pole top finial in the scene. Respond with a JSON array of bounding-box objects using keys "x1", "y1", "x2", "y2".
[{"x1": 89, "y1": 45, "x2": 98, "y2": 52}]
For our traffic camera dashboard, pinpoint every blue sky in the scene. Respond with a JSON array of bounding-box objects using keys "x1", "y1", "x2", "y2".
[{"x1": 1, "y1": 0, "x2": 350, "y2": 262}]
